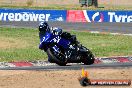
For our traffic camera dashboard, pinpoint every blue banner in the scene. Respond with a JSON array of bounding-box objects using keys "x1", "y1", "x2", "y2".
[
  {"x1": 86, "y1": 11, "x2": 132, "y2": 22},
  {"x1": 67, "y1": 10, "x2": 132, "y2": 23},
  {"x1": 0, "y1": 9, "x2": 67, "y2": 22},
  {"x1": 0, "y1": 9, "x2": 132, "y2": 22}
]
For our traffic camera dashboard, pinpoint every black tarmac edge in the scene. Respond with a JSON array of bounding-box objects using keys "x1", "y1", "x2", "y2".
[{"x1": 0, "y1": 62, "x2": 132, "y2": 70}]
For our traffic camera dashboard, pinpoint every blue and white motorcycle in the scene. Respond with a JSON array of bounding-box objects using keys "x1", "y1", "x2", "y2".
[{"x1": 39, "y1": 27, "x2": 95, "y2": 66}]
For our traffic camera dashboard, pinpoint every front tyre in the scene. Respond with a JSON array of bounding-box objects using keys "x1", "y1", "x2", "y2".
[{"x1": 47, "y1": 48, "x2": 67, "y2": 66}]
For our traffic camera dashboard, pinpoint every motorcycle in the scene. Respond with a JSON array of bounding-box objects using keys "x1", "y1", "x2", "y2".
[{"x1": 39, "y1": 29, "x2": 95, "y2": 66}]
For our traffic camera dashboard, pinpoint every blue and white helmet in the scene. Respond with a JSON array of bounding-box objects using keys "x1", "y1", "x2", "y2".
[
  {"x1": 51, "y1": 27, "x2": 62, "y2": 35},
  {"x1": 39, "y1": 21, "x2": 50, "y2": 32}
]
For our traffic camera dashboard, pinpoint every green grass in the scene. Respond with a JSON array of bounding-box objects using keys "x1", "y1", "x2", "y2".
[{"x1": 0, "y1": 27, "x2": 132, "y2": 62}]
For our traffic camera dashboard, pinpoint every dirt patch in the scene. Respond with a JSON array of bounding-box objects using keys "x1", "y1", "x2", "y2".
[
  {"x1": 0, "y1": 37, "x2": 28, "y2": 49},
  {"x1": 0, "y1": 68, "x2": 131, "y2": 88},
  {"x1": 0, "y1": 70, "x2": 28, "y2": 76}
]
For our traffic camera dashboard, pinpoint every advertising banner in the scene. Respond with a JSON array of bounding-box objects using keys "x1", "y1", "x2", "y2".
[
  {"x1": 66, "y1": 10, "x2": 132, "y2": 23},
  {"x1": 0, "y1": 9, "x2": 131, "y2": 23},
  {"x1": 0, "y1": 9, "x2": 67, "y2": 22}
]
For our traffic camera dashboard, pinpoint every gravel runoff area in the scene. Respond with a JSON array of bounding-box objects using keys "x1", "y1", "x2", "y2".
[{"x1": 0, "y1": 68, "x2": 132, "y2": 88}]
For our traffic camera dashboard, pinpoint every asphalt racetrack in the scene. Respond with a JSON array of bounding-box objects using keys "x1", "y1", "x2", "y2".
[
  {"x1": 0, "y1": 21, "x2": 132, "y2": 34},
  {"x1": 0, "y1": 62, "x2": 132, "y2": 70},
  {"x1": 0, "y1": 21, "x2": 132, "y2": 70}
]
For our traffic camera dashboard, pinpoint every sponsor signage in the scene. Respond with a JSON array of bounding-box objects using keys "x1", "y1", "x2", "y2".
[
  {"x1": 79, "y1": 68, "x2": 131, "y2": 86},
  {"x1": 67, "y1": 10, "x2": 132, "y2": 23},
  {"x1": 0, "y1": 9, "x2": 131, "y2": 23},
  {"x1": 0, "y1": 9, "x2": 66, "y2": 21}
]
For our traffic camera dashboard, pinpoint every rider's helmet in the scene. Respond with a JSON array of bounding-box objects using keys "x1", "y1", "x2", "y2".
[{"x1": 39, "y1": 21, "x2": 50, "y2": 32}]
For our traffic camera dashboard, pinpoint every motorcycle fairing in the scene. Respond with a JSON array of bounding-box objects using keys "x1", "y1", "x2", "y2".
[{"x1": 39, "y1": 32, "x2": 71, "y2": 50}]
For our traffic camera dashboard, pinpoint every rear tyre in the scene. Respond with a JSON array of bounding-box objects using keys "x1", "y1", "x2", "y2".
[
  {"x1": 81, "y1": 46, "x2": 95, "y2": 65},
  {"x1": 47, "y1": 48, "x2": 67, "y2": 66}
]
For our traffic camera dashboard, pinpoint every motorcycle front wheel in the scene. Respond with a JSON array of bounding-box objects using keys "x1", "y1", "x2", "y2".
[{"x1": 47, "y1": 48, "x2": 67, "y2": 66}]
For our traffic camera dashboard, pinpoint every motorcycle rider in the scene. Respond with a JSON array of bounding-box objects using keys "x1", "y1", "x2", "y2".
[
  {"x1": 39, "y1": 21, "x2": 78, "y2": 50},
  {"x1": 38, "y1": 21, "x2": 95, "y2": 65}
]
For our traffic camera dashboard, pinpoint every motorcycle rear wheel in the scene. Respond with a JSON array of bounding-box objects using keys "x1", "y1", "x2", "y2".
[
  {"x1": 47, "y1": 48, "x2": 67, "y2": 66},
  {"x1": 80, "y1": 46, "x2": 95, "y2": 65}
]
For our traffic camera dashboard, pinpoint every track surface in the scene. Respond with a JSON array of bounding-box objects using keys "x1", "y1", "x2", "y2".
[
  {"x1": 0, "y1": 21, "x2": 132, "y2": 70},
  {"x1": 0, "y1": 62, "x2": 132, "y2": 70},
  {"x1": 0, "y1": 21, "x2": 132, "y2": 34}
]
